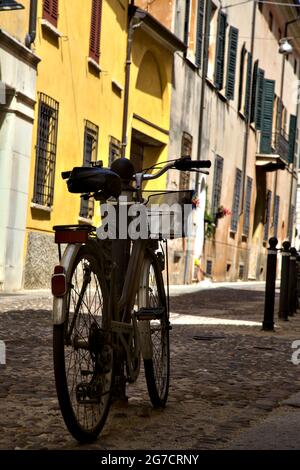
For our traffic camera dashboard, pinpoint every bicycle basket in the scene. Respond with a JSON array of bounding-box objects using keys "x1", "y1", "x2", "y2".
[{"x1": 143, "y1": 190, "x2": 193, "y2": 240}]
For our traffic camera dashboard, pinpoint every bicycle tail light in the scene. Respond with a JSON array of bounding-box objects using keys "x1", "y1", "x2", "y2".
[{"x1": 52, "y1": 265, "x2": 67, "y2": 297}]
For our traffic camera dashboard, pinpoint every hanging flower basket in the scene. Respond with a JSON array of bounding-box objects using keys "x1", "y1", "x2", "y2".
[{"x1": 215, "y1": 205, "x2": 232, "y2": 219}]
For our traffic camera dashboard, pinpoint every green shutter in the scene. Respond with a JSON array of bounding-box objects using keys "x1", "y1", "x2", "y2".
[
  {"x1": 226, "y1": 26, "x2": 239, "y2": 100},
  {"x1": 195, "y1": 0, "x2": 205, "y2": 67},
  {"x1": 214, "y1": 11, "x2": 227, "y2": 90},
  {"x1": 255, "y1": 68, "x2": 265, "y2": 130},
  {"x1": 244, "y1": 52, "x2": 252, "y2": 119},
  {"x1": 238, "y1": 44, "x2": 246, "y2": 111},
  {"x1": 288, "y1": 114, "x2": 297, "y2": 164},
  {"x1": 260, "y1": 79, "x2": 275, "y2": 154},
  {"x1": 250, "y1": 60, "x2": 259, "y2": 123}
]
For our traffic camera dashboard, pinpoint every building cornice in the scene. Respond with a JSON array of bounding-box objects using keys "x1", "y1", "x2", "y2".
[{"x1": 0, "y1": 29, "x2": 41, "y2": 67}]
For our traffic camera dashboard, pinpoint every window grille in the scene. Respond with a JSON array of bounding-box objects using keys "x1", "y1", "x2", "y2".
[
  {"x1": 33, "y1": 93, "x2": 59, "y2": 207},
  {"x1": 206, "y1": 260, "x2": 212, "y2": 276},
  {"x1": 80, "y1": 120, "x2": 99, "y2": 219}
]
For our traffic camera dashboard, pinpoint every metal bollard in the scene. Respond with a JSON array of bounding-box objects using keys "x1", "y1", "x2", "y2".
[
  {"x1": 263, "y1": 237, "x2": 278, "y2": 331},
  {"x1": 288, "y1": 247, "x2": 297, "y2": 316},
  {"x1": 279, "y1": 241, "x2": 291, "y2": 321}
]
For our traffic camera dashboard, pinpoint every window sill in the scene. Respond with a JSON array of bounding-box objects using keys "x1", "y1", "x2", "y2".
[
  {"x1": 41, "y1": 19, "x2": 62, "y2": 39},
  {"x1": 205, "y1": 77, "x2": 216, "y2": 90},
  {"x1": 78, "y1": 216, "x2": 93, "y2": 225},
  {"x1": 31, "y1": 202, "x2": 53, "y2": 213},
  {"x1": 184, "y1": 55, "x2": 199, "y2": 71},
  {"x1": 216, "y1": 89, "x2": 228, "y2": 103},
  {"x1": 88, "y1": 57, "x2": 101, "y2": 74},
  {"x1": 112, "y1": 79, "x2": 123, "y2": 92}
]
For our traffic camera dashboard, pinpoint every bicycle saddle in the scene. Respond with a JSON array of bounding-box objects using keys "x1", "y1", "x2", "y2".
[{"x1": 63, "y1": 167, "x2": 121, "y2": 199}]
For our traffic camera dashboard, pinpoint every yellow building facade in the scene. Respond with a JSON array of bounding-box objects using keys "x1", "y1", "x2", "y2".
[{"x1": 23, "y1": 0, "x2": 184, "y2": 288}]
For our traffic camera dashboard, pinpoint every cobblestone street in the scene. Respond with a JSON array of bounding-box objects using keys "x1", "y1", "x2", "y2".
[{"x1": 1, "y1": 283, "x2": 300, "y2": 450}]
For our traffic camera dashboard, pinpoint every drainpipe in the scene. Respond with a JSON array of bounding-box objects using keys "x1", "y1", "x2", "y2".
[
  {"x1": 240, "y1": 0, "x2": 257, "y2": 213},
  {"x1": 121, "y1": 5, "x2": 142, "y2": 158},
  {"x1": 25, "y1": 0, "x2": 37, "y2": 49}
]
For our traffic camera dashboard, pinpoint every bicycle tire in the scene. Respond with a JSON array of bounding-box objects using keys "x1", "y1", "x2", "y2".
[
  {"x1": 138, "y1": 254, "x2": 170, "y2": 407},
  {"x1": 53, "y1": 243, "x2": 113, "y2": 443}
]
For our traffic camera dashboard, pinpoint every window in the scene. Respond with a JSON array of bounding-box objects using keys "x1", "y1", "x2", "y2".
[
  {"x1": 80, "y1": 121, "x2": 99, "y2": 219},
  {"x1": 258, "y1": 1, "x2": 263, "y2": 12},
  {"x1": 226, "y1": 26, "x2": 239, "y2": 100},
  {"x1": 33, "y1": 93, "x2": 59, "y2": 207},
  {"x1": 243, "y1": 176, "x2": 252, "y2": 236},
  {"x1": 43, "y1": 0, "x2": 58, "y2": 27},
  {"x1": 179, "y1": 132, "x2": 193, "y2": 190},
  {"x1": 206, "y1": 259, "x2": 213, "y2": 276},
  {"x1": 211, "y1": 155, "x2": 224, "y2": 217},
  {"x1": 109, "y1": 136, "x2": 121, "y2": 167},
  {"x1": 183, "y1": 0, "x2": 191, "y2": 47},
  {"x1": 89, "y1": 0, "x2": 103, "y2": 63},
  {"x1": 260, "y1": 79, "x2": 275, "y2": 154},
  {"x1": 195, "y1": 0, "x2": 205, "y2": 67},
  {"x1": 254, "y1": 68, "x2": 265, "y2": 129},
  {"x1": 264, "y1": 190, "x2": 272, "y2": 242},
  {"x1": 214, "y1": 10, "x2": 227, "y2": 90},
  {"x1": 268, "y1": 12, "x2": 273, "y2": 32},
  {"x1": 206, "y1": 2, "x2": 218, "y2": 81},
  {"x1": 273, "y1": 195, "x2": 280, "y2": 238},
  {"x1": 294, "y1": 59, "x2": 298, "y2": 75},
  {"x1": 231, "y1": 168, "x2": 242, "y2": 232},
  {"x1": 288, "y1": 204, "x2": 295, "y2": 241}
]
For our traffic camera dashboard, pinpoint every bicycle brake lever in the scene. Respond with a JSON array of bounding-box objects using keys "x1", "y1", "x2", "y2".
[{"x1": 191, "y1": 169, "x2": 210, "y2": 175}]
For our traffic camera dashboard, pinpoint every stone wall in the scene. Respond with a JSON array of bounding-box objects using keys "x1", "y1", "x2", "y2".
[{"x1": 23, "y1": 232, "x2": 58, "y2": 289}]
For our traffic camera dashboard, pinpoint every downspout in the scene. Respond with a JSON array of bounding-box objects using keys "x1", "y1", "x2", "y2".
[
  {"x1": 25, "y1": 0, "x2": 37, "y2": 49},
  {"x1": 240, "y1": 0, "x2": 257, "y2": 213},
  {"x1": 121, "y1": 5, "x2": 142, "y2": 158}
]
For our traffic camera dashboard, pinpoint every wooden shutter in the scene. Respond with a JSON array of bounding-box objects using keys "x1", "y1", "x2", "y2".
[
  {"x1": 250, "y1": 60, "x2": 259, "y2": 123},
  {"x1": 244, "y1": 52, "x2": 252, "y2": 119},
  {"x1": 214, "y1": 11, "x2": 227, "y2": 90},
  {"x1": 260, "y1": 79, "x2": 275, "y2": 154},
  {"x1": 43, "y1": 0, "x2": 58, "y2": 27},
  {"x1": 226, "y1": 26, "x2": 239, "y2": 100},
  {"x1": 243, "y1": 176, "x2": 252, "y2": 236},
  {"x1": 231, "y1": 168, "x2": 242, "y2": 232},
  {"x1": 89, "y1": 0, "x2": 103, "y2": 63},
  {"x1": 254, "y1": 68, "x2": 265, "y2": 129},
  {"x1": 195, "y1": 0, "x2": 205, "y2": 67},
  {"x1": 288, "y1": 114, "x2": 297, "y2": 164},
  {"x1": 238, "y1": 44, "x2": 246, "y2": 112},
  {"x1": 212, "y1": 156, "x2": 224, "y2": 216},
  {"x1": 263, "y1": 190, "x2": 272, "y2": 241}
]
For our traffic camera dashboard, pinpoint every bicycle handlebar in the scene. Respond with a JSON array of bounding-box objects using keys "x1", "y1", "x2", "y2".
[{"x1": 141, "y1": 157, "x2": 211, "y2": 182}]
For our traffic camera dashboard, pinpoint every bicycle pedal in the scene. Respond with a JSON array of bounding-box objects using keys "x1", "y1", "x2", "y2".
[{"x1": 136, "y1": 307, "x2": 165, "y2": 321}]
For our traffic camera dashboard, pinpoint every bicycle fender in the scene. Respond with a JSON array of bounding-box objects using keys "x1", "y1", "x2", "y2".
[{"x1": 52, "y1": 243, "x2": 81, "y2": 325}]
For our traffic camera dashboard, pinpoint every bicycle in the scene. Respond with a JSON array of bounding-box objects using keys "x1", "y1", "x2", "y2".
[{"x1": 51, "y1": 156, "x2": 211, "y2": 442}]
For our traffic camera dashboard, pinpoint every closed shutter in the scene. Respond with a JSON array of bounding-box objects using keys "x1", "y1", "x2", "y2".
[
  {"x1": 250, "y1": 60, "x2": 259, "y2": 123},
  {"x1": 195, "y1": 0, "x2": 205, "y2": 67},
  {"x1": 211, "y1": 155, "x2": 224, "y2": 216},
  {"x1": 244, "y1": 52, "x2": 252, "y2": 119},
  {"x1": 254, "y1": 68, "x2": 265, "y2": 130},
  {"x1": 43, "y1": 0, "x2": 58, "y2": 27},
  {"x1": 89, "y1": 0, "x2": 103, "y2": 63},
  {"x1": 263, "y1": 190, "x2": 272, "y2": 242},
  {"x1": 243, "y1": 176, "x2": 253, "y2": 236},
  {"x1": 226, "y1": 26, "x2": 239, "y2": 100},
  {"x1": 238, "y1": 44, "x2": 246, "y2": 112},
  {"x1": 288, "y1": 114, "x2": 297, "y2": 164},
  {"x1": 231, "y1": 168, "x2": 242, "y2": 232},
  {"x1": 260, "y1": 79, "x2": 275, "y2": 154},
  {"x1": 273, "y1": 195, "x2": 280, "y2": 238},
  {"x1": 214, "y1": 11, "x2": 227, "y2": 90}
]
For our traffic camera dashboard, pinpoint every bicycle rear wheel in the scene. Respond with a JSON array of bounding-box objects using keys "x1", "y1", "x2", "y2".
[
  {"x1": 53, "y1": 243, "x2": 113, "y2": 443},
  {"x1": 138, "y1": 254, "x2": 170, "y2": 407}
]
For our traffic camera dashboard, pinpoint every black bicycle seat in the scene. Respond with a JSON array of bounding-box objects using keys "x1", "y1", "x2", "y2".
[{"x1": 64, "y1": 167, "x2": 121, "y2": 199}]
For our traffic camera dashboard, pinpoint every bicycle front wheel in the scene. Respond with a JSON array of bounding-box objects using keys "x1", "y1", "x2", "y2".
[
  {"x1": 138, "y1": 254, "x2": 170, "y2": 407},
  {"x1": 53, "y1": 243, "x2": 113, "y2": 443}
]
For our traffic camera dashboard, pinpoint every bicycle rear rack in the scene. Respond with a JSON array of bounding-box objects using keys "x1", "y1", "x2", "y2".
[{"x1": 53, "y1": 224, "x2": 96, "y2": 260}]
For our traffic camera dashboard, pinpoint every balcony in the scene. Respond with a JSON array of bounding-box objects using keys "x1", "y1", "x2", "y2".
[{"x1": 256, "y1": 131, "x2": 288, "y2": 172}]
